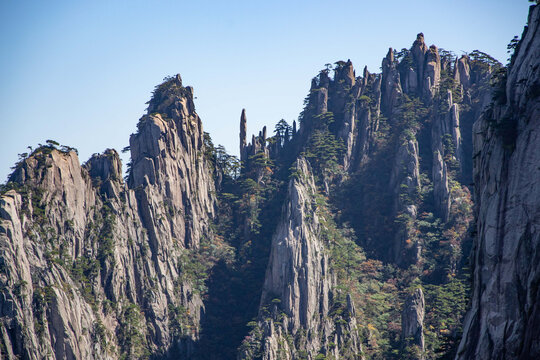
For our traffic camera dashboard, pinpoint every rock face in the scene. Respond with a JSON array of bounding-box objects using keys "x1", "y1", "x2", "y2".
[
  {"x1": 423, "y1": 45, "x2": 441, "y2": 100},
  {"x1": 0, "y1": 150, "x2": 111, "y2": 360},
  {"x1": 0, "y1": 75, "x2": 216, "y2": 359},
  {"x1": 382, "y1": 48, "x2": 403, "y2": 114},
  {"x1": 234, "y1": 30, "x2": 495, "y2": 358},
  {"x1": 431, "y1": 90, "x2": 462, "y2": 221},
  {"x1": 400, "y1": 32, "x2": 442, "y2": 100},
  {"x1": 401, "y1": 288, "x2": 425, "y2": 359},
  {"x1": 261, "y1": 158, "x2": 328, "y2": 334},
  {"x1": 240, "y1": 158, "x2": 361, "y2": 359},
  {"x1": 240, "y1": 109, "x2": 248, "y2": 161},
  {"x1": 457, "y1": 4, "x2": 540, "y2": 359},
  {"x1": 1, "y1": 16, "x2": 537, "y2": 359},
  {"x1": 411, "y1": 33, "x2": 428, "y2": 93},
  {"x1": 298, "y1": 60, "x2": 382, "y2": 172},
  {"x1": 390, "y1": 138, "x2": 421, "y2": 265},
  {"x1": 130, "y1": 74, "x2": 215, "y2": 249}
]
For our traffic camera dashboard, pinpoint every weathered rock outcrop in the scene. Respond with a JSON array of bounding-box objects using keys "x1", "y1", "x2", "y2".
[
  {"x1": 0, "y1": 75, "x2": 216, "y2": 359},
  {"x1": 423, "y1": 45, "x2": 441, "y2": 101},
  {"x1": 1, "y1": 18, "x2": 535, "y2": 359},
  {"x1": 454, "y1": 56, "x2": 471, "y2": 91},
  {"x1": 431, "y1": 90, "x2": 462, "y2": 221},
  {"x1": 389, "y1": 138, "x2": 421, "y2": 265},
  {"x1": 260, "y1": 159, "x2": 329, "y2": 335},
  {"x1": 401, "y1": 288, "x2": 425, "y2": 359},
  {"x1": 0, "y1": 150, "x2": 113, "y2": 360},
  {"x1": 299, "y1": 61, "x2": 382, "y2": 172},
  {"x1": 240, "y1": 158, "x2": 361, "y2": 359},
  {"x1": 411, "y1": 33, "x2": 428, "y2": 93},
  {"x1": 457, "y1": 4, "x2": 540, "y2": 359},
  {"x1": 129, "y1": 74, "x2": 215, "y2": 249},
  {"x1": 240, "y1": 109, "x2": 248, "y2": 162},
  {"x1": 382, "y1": 48, "x2": 403, "y2": 114}
]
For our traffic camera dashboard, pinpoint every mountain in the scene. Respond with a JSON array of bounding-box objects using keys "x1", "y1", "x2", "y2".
[
  {"x1": 0, "y1": 4, "x2": 538, "y2": 359},
  {"x1": 0, "y1": 75, "x2": 217, "y2": 359},
  {"x1": 457, "y1": 4, "x2": 540, "y2": 359}
]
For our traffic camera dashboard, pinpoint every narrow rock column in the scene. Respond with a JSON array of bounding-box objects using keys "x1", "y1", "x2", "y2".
[
  {"x1": 240, "y1": 109, "x2": 247, "y2": 162},
  {"x1": 411, "y1": 33, "x2": 428, "y2": 94},
  {"x1": 401, "y1": 288, "x2": 425, "y2": 359},
  {"x1": 423, "y1": 45, "x2": 441, "y2": 100}
]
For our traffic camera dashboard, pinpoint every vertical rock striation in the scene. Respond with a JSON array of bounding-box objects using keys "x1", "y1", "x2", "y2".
[
  {"x1": 240, "y1": 158, "x2": 361, "y2": 359},
  {"x1": 129, "y1": 74, "x2": 215, "y2": 250},
  {"x1": 1, "y1": 19, "x2": 535, "y2": 359},
  {"x1": 401, "y1": 288, "x2": 425, "y2": 359},
  {"x1": 240, "y1": 109, "x2": 248, "y2": 162},
  {"x1": 389, "y1": 138, "x2": 421, "y2": 265},
  {"x1": 0, "y1": 75, "x2": 216, "y2": 359},
  {"x1": 431, "y1": 90, "x2": 462, "y2": 221},
  {"x1": 457, "y1": 4, "x2": 540, "y2": 359}
]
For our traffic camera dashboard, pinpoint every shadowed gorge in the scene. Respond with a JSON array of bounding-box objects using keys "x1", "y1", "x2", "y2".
[{"x1": 0, "y1": 4, "x2": 539, "y2": 360}]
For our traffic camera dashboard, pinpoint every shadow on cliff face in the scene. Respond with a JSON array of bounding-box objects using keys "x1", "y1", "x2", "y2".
[
  {"x1": 148, "y1": 259, "x2": 254, "y2": 360},
  {"x1": 192, "y1": 259, "x2": 258, "y2": 359},
  {"x1": 146, "y1": 252, "x2": 268, "y2": 360},
  {"x1": 148, "y1": 258, "x2": 254, "y2": 359}
]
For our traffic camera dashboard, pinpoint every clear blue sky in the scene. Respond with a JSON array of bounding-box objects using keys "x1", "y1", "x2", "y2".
[{"x1": 0, "y1": 0, "x2": 532, "y2": 181}]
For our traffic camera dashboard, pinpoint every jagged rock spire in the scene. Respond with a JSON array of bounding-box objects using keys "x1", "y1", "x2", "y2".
[
  {"x1": 424, "y1": 44, "x2": 441, "y2": 100},
  {"x1": 454, "y1": 55, "x2": 471, "y2": 90},
  {"x1": 363, "y1": 65, "x2": 370, "y2": 87},
  {"x1": 411, "y1": 33, "x2": 428, "y2": 93},
  {"x1": 386, "y1": 47, "x2": 394, "y2": 63},
  {"x1": 412, "y1": 33, "x2": 427, "y2": 54},
  {"x1": 381, "y1": 47, "x2": 402, "y2": 114},
  {"x1": 240, "y1": 109, "x2": 247, "y2": 161},
  {"x1": 334, "y1": 59, "x2": 356, "y2": 87},
  {"x1": 319, "y1": 69, "x2": 331, "y2": 88},
  {"x1": 310, "y1": 77, "x2": 318, "y2": 90},
  {"x1": 257, "y1": 158, "x2": 362, "y2": 357}
]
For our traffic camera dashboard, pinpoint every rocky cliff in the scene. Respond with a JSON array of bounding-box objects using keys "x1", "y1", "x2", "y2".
[
  {"x1": 0, "y1": 10, "x2": 538, "y2": 359},
  {"x1": 0, "y1": 75, "x2": 217, "y2": 359},
  {"x1": 239, "y1": 158, "x2": 361, "y2": 359},
  {"x1": 457, "y1": 4, "x2": 540, "y2": 359},
  {"x1": 401, "y1": 288, "x2": 425, "y2": 359},
  {"x1": 233, "y1": 26, "x2": 506, "y2": 359}
]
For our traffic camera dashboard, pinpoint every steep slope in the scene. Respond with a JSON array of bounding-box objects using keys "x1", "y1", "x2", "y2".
[
  {"x1": 0, "y1": 75, "x2": 218, "y2": 359},
  {"x1": 236, "y1": 30, "x2": 499, "y2": 359},
  {"x1": 457, "y1": 4, "x2": 540, "y2": 359},
  {"x1": 239, "y1": 158, "x2": 361, "y2": 359},
  {"x1": 1, "y1": 17, "x2": 536, "y2": 360}
]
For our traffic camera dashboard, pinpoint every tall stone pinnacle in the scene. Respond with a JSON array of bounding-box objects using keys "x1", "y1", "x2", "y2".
[
  {"x1": 240, "y1": 109, "x2": 247, "y2": 161},
  {"x1": 363, "y1": 65, "x2": 370, "y2": 86},
  {"x1": 411, "y1": 32, "x2": 428, "y2": 94},
  {"x1": 386, "y1": 47, "x2": 394, "y2": 63}
]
